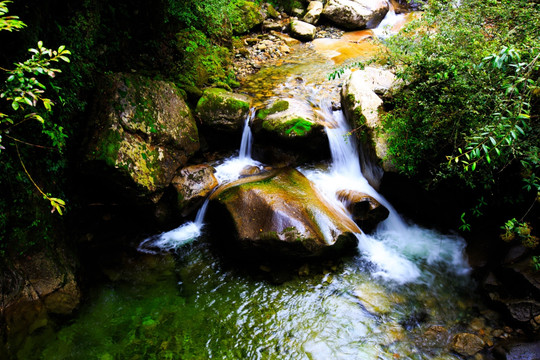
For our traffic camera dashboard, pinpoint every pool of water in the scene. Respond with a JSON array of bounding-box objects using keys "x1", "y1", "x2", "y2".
[{"x1": 15, "y1": 236, "x2": 485, "y2": 360}]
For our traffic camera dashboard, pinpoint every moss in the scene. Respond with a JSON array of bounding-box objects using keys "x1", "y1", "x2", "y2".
[
  {"x1": 263, "y1": 117, "x2": 313, "y2": 137},
  {"x1": 94, "y1": 129, "x2": 123, "y2": 167},
  {"x1": 256, "y1": 100, "x2": 290, "y2": 120},
  {"x1": 230, "y1": 1, "x2": 264, "y2": 35}
]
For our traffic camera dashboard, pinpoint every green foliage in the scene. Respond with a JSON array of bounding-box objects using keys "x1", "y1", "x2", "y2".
[
  {"x1": 377, "y1": 0, "x2": 539, "y2": 247},
  {"x1": 500, "y1": 218, "x2": 539, "y2": 249},
  {"x1": 381, "y1": 0, "x2": 539, "y2": 183}
]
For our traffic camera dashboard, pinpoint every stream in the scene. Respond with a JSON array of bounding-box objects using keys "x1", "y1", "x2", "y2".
[{"x1": 15, "y1": 8, "x2": 502, "y2": 360}]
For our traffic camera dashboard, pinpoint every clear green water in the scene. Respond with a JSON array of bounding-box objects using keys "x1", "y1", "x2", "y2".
[{"x1": 16, "y1": 238, "x2": 486, "y2": 360}]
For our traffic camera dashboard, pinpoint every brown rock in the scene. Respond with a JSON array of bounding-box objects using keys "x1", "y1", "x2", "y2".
[
  {"x1": 336, "y1": 189, "x2": 389, "y2": 233},
  {"x1": 171, "y1": 164, "x2": 219, "y2": 216},
  {"x1": 451, "y1": 333, "x2": 485, "y2": 357},
  {"x1": 210, "y1": 167, "x2": 360, "y2": 257}
]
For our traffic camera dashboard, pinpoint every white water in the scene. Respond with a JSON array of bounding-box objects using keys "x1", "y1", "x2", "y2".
[
  {"x1": 301, "y1": 98, "x2": 470, "y2": 284},
  {"x1": 138, "y1": 109, "x2": 259, "y2": 253},
  {"x1": 372, "y1": 1, "x2": 407, "y2": 39}
]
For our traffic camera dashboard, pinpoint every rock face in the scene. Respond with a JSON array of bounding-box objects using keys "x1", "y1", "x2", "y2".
[
  {"x1": 209, "y1": 167, "x2": 361, "y2": 257},
  {"x1": 84, "y1": 74, "x2": 200, "y2": 196},
  {"x1": 196, "y1": 88, "x2": 253, "y2": 132},
  {"x1": 341, "y1": 67, "x2": 397, "y2": 172},
  {"x1": 171, "y1": 164, "x2": 219, "y2": 216},
  {"x1": 1, "y1": 249, "x2": 80, "y2": 350},
  {"x1": 303, "y1": 1, "x2": 324, "y2": 24},
  {"x1": 322, "y1": 0, "x2": 389, "y2": 30},
  {"x1": 290, "y1": 19, "x2": 317, "y2": 41},
  {"x1": 336, "y1": 190, "x2": 389, "y2": 233}
]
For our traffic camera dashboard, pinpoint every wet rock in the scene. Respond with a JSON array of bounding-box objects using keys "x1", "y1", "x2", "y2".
[
  {"x1": 209, "y1": 167, "x2": 360, "y2": 258},
  {"x1": 303, "y1": 1, "x2": 324, "y2": 24},
  {"x1": 422, "y1": 325, "x2": 450, "y2": 347},
  {"x1": 84, "y1": 73, "x2": 199, "y2": 196},
  {"x1": 290, "y1": 19, "x2": 317, "y2": 41},
  {"x1": 322, "y1": 0, "x2": 389, "y2": 30},
  {"x1": 252, "y1": 98, "x2": 328, "y2": 159},
  {"x1": 341, "y1": 68, "x2": 396, "y2": 172},
  {"x1": 336, "y1": 190, "x2": 389, "y2": 233},
  {"x1": 171, "y1": 164, "x2": 219, "y2": 216},
  {"x1": 196, "y1": 88, "x2": 253, "y2": 133},
  {"x1": 451, "y1": 333, "x2": 485, "y2": 357}
]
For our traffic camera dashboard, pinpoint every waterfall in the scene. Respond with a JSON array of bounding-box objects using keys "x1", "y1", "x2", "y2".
[
  {"x1": 302, "y1": 98, "x2": 470, "y2": 284},
  {"x1": 372, "y1": 0, "x2": 406, "y2": 39},
  {"x1": 239, "y1": 108, "x2": 255, "y2": 160},
  {"x1": 138, "y1": 198, "x2": 210, "y2": 254},
  {"x1": 138, "y1": 109, "x2": 260, "y2": 253}
]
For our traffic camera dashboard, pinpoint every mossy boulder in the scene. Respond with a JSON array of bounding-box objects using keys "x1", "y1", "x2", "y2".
[
  {"x1": 84, "y1": 73, "x2": 200, "y2": 196},
  {"x1": 209, "y1": 167, "x2": 360, "y2": 258},
  {"x1": 230, "y1": 0, "x2": 264, "y2": 35},
  {"x1": 252, "y1": 98, "x2": 328, "y2": 160},
  {"x1": 195, "y1": 88, "x2": 253, "y2": 133}
]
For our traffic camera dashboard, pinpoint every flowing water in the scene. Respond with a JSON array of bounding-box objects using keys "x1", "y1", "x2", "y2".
[{"x1": 14, "y1": 8, "x2": 499, "y2": 360}]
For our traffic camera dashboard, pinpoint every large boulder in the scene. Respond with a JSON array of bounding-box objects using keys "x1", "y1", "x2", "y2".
[
  {"x1": 290, "y1": 19, "x2": 317, "y2": 41},
  {"x1": 252, "y1": 98, "x2": 328, "y2": 160},
  {"x1": 322, "y1": 0, "x2": 389, "y2": 30},
  {"x1": 84, "y1": 74, "x2": 200, "y2": 196},
  {"x1": 195, "y1": 88, "x2": 253, "y2": 133},
  {"x1": 171, "y1": 164, "x2": 219, "y2": 216},
  {"x1": 303, "y1": 1, "x2": 324, "y2": 24},
  {"x1": 336, "y1": 190, "x2": 389, "y2": 233},
  {"x1": 341, "y1": 67, "x2": 397, "y2": 173},
  {"x1": 209, "y1": 167, "x2": 361, "y2": 258}
]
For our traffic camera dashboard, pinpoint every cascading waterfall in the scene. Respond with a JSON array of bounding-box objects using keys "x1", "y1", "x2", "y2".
[
  {"x1": 302, "y1": 95, "x2": 470, "y2": 284},
  {"x1": 138, "y1": 109, "x2": 258, "y2": 253},
  {"x1": 372, "y1": 0, "x2": 406, "y2": 39}
]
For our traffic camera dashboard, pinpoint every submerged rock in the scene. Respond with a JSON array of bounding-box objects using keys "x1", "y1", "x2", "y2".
[
  {"x1": 336, "y1": 190, "x2": 389, "y2": 233},
  {"x1": 450, "y1": 333, "x2": 485, "y2": 356},
  {"x1": 209, "y1": 167, "x2": 360, "y2": 258},
  {"x1": 196, "y1": 88, "x2": 253, "y2": 133},
  {"x1": 322, "y1": 0, "x2": 389, "y2": 30},
  {"x1": 290, "y1": 19, "x2": 317, "y2": 41},
  {"x1": 171, "y1": 164, "x2": 219, "y2": 216},
  {"x1": 84, "y1": 73, "x2": 199, "y2": 196}
]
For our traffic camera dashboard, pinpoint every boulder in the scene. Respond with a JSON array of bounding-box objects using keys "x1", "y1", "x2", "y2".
[
  {"x1": 230, "y1": 0, "x2": 264, "y2": 35},
  {"x1": 1, "y1": 249, "x2": 80, "y2": 349},
  {"x1": 290, "y1": 19, "x2": 317, "y2": 41},
  {"x1": 195, "y1": 88, "x2": 253, "y2": 132},
  {"x1": 209, "y1": 167, "x2": 361, "y2": 257},
  {"x1": 84, "y1": 74, "x2": 200, "y2": 196},
  {"x1": 450, "y1": 333, "x2": 485, "y2": 357},
  {"x1": 171, "y1": 164, "x2": 219, "y2": 216},
  {"x1": 341, "y1": 68, "x2": 397, "y2": 172},
  {"x1": 303, "y1": 1, "x2": 324, "y2": 24},
  {"x1": 252, "y1": 98, "x2": 329, "y2": 159},
  {"x1": 336, "y1": 190, "x2": 389, "y2": 233},
  {"x1": 322, "y1": 0, "x2": 389, "y2": 30}
]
